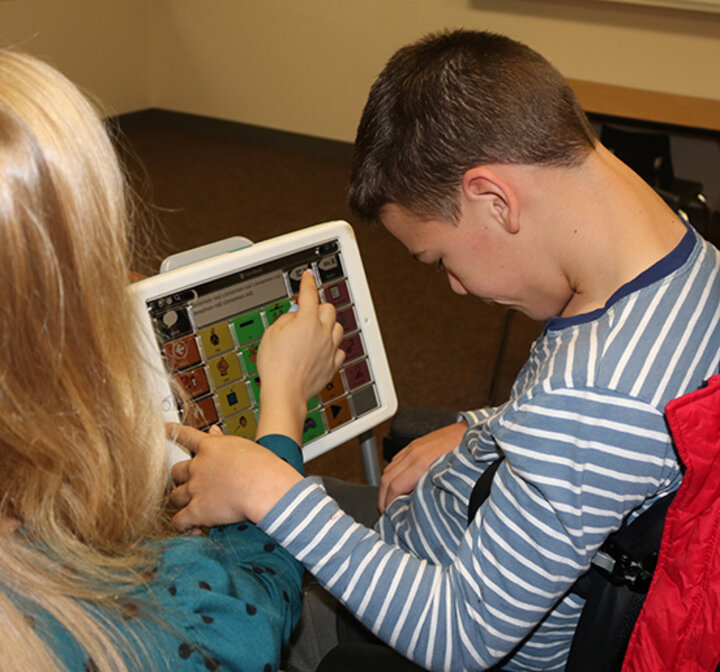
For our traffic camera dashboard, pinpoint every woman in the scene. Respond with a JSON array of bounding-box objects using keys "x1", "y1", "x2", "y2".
[{"x1": 0, "y1": 50, "x2": 343, "y2": 672}]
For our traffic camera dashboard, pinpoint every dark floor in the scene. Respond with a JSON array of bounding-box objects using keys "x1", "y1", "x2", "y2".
[{"x1": 118, "y1": 113, "x2": 544, "y2": 483}]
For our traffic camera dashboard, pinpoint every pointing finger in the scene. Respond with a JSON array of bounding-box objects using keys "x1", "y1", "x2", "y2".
[{"x1": 296, "y1": 270, "x2": 319, "y2": 313}]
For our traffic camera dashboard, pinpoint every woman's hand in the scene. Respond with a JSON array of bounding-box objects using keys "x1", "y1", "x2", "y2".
[
  {"x1": 255, "y1": 270, "x2": 345, "y2": 442},
  {"x1": 169, "y1": 424, "x2": 303, "y2": 529},
  {"x1": 0, "y1": 516, "x2": 19, "y2": 535}
]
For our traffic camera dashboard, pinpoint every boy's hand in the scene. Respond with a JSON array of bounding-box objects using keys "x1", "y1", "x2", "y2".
[
  {"x1": 169, "y1": 424, "x2": 303, "y2": 529},
  {"x1": 255, "y1": 269, "x2": 345, "y2": 442},
  {"x1": 378, "y1": 420, "x2": 468, "y2": 513}
]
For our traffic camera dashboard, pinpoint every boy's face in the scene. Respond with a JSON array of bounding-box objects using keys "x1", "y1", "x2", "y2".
[{"x1": 380, "y1": 202, "x2": 567, "y2": 320}]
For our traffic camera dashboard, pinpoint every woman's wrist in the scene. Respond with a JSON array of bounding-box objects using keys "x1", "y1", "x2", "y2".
[
  {"x1": 248, "y1": 465, "x2": 304, "y2": 523},
  {"x1": 256, "y1": 385, "x2": 308, "y2": 445}
]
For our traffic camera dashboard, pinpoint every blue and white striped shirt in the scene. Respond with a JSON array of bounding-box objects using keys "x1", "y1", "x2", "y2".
[{"x1": 260, "y1": 226, "x2": 720, "y2": 671}]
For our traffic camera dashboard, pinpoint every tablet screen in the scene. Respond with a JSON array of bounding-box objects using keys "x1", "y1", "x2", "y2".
[{"x1": 131, "y1": 221, "x2": 397, "y2": 463}]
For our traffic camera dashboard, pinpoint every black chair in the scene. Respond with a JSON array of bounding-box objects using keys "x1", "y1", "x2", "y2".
[{"x1": 600, "y1": 124, "x2": 712, "y2": 237}]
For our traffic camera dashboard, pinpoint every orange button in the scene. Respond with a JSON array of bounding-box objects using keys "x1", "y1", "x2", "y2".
[
  {"x1": 325, "y1": 397, "x2": 352, "y2": 429},
  {"x1": 320, "y1": 370, "x2": 345, "y2": 403}
]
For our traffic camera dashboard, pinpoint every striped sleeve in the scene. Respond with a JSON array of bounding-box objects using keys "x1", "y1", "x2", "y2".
[{"x1": 258, "y1": 386, "x2": 679, "y2": 671}]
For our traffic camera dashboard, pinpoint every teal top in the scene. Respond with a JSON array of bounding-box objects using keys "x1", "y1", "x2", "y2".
[{"x1": 16, "y1": 434, "x2": 304, "y2": 672}]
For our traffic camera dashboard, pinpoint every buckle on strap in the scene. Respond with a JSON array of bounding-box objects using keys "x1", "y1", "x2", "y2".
[{"x1": 591, "y1": 541, "x2": 657, "y2": 593}]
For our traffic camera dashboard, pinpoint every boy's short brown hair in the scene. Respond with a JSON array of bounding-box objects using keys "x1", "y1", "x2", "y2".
[{"x1": 349, "y1": 30, "x2": 596, "y2": 223}]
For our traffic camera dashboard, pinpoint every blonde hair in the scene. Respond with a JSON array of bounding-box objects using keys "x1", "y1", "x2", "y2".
[{"x1": 0, "y1": 50, "x2": 169, "y2": 670}]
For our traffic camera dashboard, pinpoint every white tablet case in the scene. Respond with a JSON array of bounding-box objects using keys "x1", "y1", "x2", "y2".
[{"x1": 130, "y1": 220, "x2": 397, "y2": 465}]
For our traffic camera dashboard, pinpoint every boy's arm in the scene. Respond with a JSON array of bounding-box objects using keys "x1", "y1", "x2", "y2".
[{"x1": 256, "y1": 388, "x2": 678, "y2": 671}]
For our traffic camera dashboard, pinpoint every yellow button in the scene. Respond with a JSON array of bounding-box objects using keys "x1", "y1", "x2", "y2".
[
  {"x1": 198, "y1": 322, "x2": 234, "y2": 357},
  {"x1": 207, "y1": 352, "x2": 243, "y2": 388},
  {"x1": 216, "y1": 381, "x2": 252, "y2": 416},
  {"x1": 225, "y1": 411, "x2": 257, "y2": 439}
]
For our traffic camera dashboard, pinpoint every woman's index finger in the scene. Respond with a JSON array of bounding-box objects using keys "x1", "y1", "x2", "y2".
[
  {"x1": 166, "y1": 422, "x2": 205, "y2": 455},
  {"x1": 297, "y1": 269, "x2": 320, "y2": 312}
]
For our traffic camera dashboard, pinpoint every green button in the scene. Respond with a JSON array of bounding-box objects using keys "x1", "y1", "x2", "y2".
[
  {"x1": 264, "y1": 298, "x2": 292, "y2": 325},
  {"x1": 302, "y1": 410, "x2": 326, "y2": 444},
  {"x1": 240, "y1": 342, "x2": 260, "y2": 375},
  {"x1": 232, "y1": 310, "x2": 264, "y2": 345}
]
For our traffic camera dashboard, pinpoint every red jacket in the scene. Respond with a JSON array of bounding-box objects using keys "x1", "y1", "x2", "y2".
[{"x1": 622, "y1": 375, "x2": 720, "y2": 672}]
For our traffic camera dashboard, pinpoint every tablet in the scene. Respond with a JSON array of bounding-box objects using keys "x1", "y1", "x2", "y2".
[{"x1": 130, "y1": 220, "x2": 397, "y2": 464}]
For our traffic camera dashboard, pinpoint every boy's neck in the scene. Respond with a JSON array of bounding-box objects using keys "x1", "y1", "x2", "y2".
[{"x1": 524, "y1": 146, "x2": 688, "y2": 319}]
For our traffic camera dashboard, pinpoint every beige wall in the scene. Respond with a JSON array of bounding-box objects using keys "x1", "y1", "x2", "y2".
[
  {"x1": 147, "y1": 0, "x2": 720, "y2": 142},
  {"x1": 1, "y1": 0, "x2": 719, "y2": 141},
  {"x1": 0, "y1": 0, "x2": 148, "y2": 115}
]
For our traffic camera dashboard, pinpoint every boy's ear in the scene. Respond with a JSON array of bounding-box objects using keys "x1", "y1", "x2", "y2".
[{"x1": 461, "y1": 167, "x2": 520, "y2": 234}]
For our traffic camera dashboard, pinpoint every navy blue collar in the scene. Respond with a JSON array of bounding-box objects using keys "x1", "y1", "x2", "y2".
[{"x1": 546, "y1": 223, "x2": 696, "y2": 332}]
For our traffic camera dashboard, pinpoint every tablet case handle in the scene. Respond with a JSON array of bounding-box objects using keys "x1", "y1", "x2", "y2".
[{"x1": 160, "y1": 236, "x2": 254, "y2": 273}]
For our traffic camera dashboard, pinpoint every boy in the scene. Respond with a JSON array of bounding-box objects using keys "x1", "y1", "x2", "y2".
[{"x1": 171, "y1": 30, "x2": 720, "y2": 671}]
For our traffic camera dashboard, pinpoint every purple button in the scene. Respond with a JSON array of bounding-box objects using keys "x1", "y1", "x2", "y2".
[
  {"x1": 337, "y1": 307, "x2": 358, "y2": 333},
  {"x1": 323, "y1": 280, "x2": 350, "y2": 307},
  {"x1": 344, "y1": 359, "x2": 372, "y2": 390},
  {"x1": 341, "y1": 334, "x2": 365, "y2": 362}
]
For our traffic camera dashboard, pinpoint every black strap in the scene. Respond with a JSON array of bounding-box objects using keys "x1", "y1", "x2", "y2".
[{"x1": 574, "y1": 492, "x2": 674, "y2": 597}]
